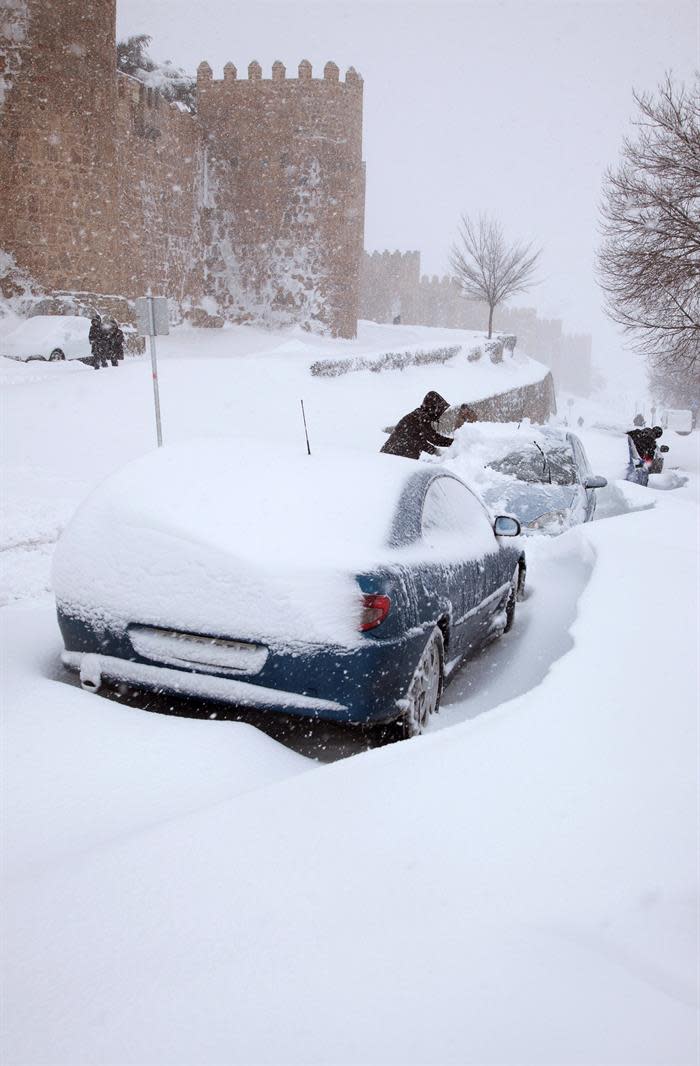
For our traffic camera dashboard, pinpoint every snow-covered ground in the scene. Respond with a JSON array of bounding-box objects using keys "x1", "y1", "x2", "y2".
[{"x1": 1, "y1": 322, "x2": 698, "y2": 1065}]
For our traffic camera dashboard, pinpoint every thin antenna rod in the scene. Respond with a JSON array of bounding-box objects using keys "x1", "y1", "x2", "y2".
[{"x1": 300, "y1": 399, "x2": 311, "y2": 455}]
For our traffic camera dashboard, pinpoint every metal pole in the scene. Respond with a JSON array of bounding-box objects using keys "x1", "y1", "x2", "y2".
[
  {"x1": 300, "y1": 399, "x2": 311, "y2": 455},
  {"x1": 147, "y1": 294, "x2": 163, "y2": 447}
]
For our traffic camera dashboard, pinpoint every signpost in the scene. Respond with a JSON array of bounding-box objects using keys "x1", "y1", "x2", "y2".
[{"x1": 135, "y1": 294, "x2": 169, "y2": 447}]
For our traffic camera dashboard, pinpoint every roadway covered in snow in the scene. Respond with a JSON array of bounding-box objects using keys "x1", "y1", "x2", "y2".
[{"x1": 1, "y1": 323, "x2": 698, "y2": 1065}]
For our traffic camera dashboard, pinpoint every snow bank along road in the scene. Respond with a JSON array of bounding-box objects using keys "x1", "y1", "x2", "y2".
[{"x1": 1, "y1": 327, "x2": 698, "y2": 1064}]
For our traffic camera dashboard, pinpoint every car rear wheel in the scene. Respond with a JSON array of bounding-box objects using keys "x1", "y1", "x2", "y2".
[
  {"x1": 49, "y1": 348, "x2": 65, "y2": 362},
  {"x1": 399, "y1": 627, "x2": 444, "y2": 738}
]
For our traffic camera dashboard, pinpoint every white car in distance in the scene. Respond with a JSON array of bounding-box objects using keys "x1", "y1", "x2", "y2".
[
  {"x1": 660, "y1": 409, "x2": 693, "y2": 436},
  {"x1": 0, "y1": 315, "x2": 94, "y2": 362},
  {"x1": 0, "y1": 314, "x2": 142, "y2": 363}
]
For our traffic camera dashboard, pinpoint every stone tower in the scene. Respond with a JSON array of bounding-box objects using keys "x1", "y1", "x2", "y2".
[
  {"x1": 195, "y1": 59, "x2": 365, "y2": 337},
  {"x1": 0, "y1": 0, "x2": 119, "y2": 296}
]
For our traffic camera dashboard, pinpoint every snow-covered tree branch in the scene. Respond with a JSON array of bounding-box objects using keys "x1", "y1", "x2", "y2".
[
  {"x1": 597, "y1": 74, "x2": 700, "y2": 389},
  {"x1": 117, "y1": 34, "x2": 196, "y2": 112}
]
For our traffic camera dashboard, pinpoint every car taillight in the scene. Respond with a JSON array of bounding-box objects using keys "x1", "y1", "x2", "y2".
[{"x1": 359, "y1": 593, "x2": 391, "y2": 631}]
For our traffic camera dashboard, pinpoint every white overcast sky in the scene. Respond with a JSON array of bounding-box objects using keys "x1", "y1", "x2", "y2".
[{"x1": 117, "y1": 0, "x2": 698, "y2": 372}]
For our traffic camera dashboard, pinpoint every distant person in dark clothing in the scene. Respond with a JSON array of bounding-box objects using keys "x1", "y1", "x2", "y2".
[
  {"x1": 103, "y1": 317, "x2": 124, "y2": 366},
  {"x1": 381, "y1": 391, "x2": 454, "y2": 460},
  {"x1": 89, "y1": 314, "x2": 108, "y2": 369}
]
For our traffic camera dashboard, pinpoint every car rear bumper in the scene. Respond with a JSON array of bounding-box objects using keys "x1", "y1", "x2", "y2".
[
  {"x1": 62, "y1": 650, "x2": 349, "y2": 717},
  {"x1": 57, "y1": 603, "x2": 432, "y2": 724}
]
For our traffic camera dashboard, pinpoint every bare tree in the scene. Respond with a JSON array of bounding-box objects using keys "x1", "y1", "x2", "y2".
[
  {"x1": 450, "y1": 214, "x2": 541, "y2": 338},
  {"x1": 598, "y1": 74, "x2": 700, "y2": 384}
]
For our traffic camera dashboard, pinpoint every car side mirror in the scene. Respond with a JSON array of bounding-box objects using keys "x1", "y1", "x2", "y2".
[
  {"x1": 584, "y1": 475, "x2": 607, "y2": 489},
  {"x1": 494, "y1": 515, "x2": 521, "y2": 537},
  {"x1": 659, "y1": 445, "x2": 669, "y2": 453}
]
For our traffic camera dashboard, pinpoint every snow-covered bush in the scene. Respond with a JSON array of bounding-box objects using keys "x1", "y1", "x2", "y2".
[
  {"x1": 485, "y1": 338, "x2": 504, "y2": 364},
  {"x1": 310, "y1": 345, "x2": 461, "y2": 378},
  {"x1": 501, "y1": 334, "x2": 517, "y2": 355},
  {"x1": 467, "y1": 345, "x2": 482, "y2": 362}
]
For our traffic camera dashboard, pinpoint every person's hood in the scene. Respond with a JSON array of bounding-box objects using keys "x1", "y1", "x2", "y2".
[
  {"x1": 421, "y1": 391, "x2": 450, "y2": 419},
  {"x1": 481, "y1": 481, "x2": 579, "y2": 528}
]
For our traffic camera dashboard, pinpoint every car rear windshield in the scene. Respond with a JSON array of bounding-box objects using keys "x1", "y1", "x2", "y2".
[{"x1": 487, "y1": 444, "x2": 577, "y2": 486}]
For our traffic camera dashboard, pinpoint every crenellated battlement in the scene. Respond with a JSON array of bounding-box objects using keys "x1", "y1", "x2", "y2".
[
  {"x1": 420, "y1": 273, "x2": 460, "y2": 289},
  {"x1": 196, "y1": 59, "x2": 363, "y2": 91},
  {"x1": 367, "y1": 250, "x2": 420, "y2": 262}
]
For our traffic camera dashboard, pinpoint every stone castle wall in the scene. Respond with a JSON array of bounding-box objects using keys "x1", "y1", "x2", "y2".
[
  {"x1": 0, "y1": 1, "x2": 365, "y2": 337},
  {"x1": 195, "y1": 60, "x2": 365, "y2": 337},
  {"x1": 360, "y1": 250, "x2": 420, "y2": 323},
  {"x1": 360, "y1": 252, "x2": 485, "y2": 329},
  {"x1": 0, "y1": 0, "x2": 119, "y2": 294},
  {"x1": 114, "y1": 73, "x2": 201, "y2": 305}
]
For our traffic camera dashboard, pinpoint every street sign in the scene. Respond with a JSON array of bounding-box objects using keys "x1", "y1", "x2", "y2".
[{"x1": 134, "y1": 296, "x2": 170, "y2": 337}]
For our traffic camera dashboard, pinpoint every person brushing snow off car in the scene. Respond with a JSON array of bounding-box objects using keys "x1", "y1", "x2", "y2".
[
  {"x1": 381, "y1": 391, "x2": 452, "y2": 459},
  {"x1": 626, "y1": 424, "x2": 668, "y2": 486},
  {"x1": 381, "y1": 392, "x2": 476, "y2": 460}
]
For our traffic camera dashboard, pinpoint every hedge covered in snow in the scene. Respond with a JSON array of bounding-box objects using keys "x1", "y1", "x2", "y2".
[
  {"x1": 310, "y1": 333, "x2": 520, "y2": 379},
  {"x1": 310, "y1": 344, "x2": 461, "y2": 378}
]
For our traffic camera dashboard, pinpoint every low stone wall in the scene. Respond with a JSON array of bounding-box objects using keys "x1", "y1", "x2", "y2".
[{"x1": 468, "y1": 372, "x2": 557, "y2": 424}]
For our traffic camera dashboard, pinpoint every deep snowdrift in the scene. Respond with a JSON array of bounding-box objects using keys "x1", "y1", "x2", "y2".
[{"x1": 3, "y1": 498, "x2": 697, "y2": 1065}]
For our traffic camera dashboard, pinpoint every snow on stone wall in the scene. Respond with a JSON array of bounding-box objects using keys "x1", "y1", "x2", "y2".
[{"x1": 0, "y1": 0, "x2": 28, "y2": 110}]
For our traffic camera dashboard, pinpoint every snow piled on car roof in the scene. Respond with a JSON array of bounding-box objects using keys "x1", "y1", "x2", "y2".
[
  {"x1": 52, "y1": 437, "x2": 419, "y2": 646},
  {"x1": 0, "y1": 314, "x2": 89, "y2": 355}
]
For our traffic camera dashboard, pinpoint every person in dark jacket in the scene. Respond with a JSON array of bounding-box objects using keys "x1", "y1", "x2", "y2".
[
  {"x1": 626, "y1": 425, "x2": 665, "y2": 485},
  {"x1": 381, "y1": 391, "x2": 454, "y2": 460},
  {"x1": 103, "y1": 317, "x2": 124, "y2": 366},
  {"x1": 88, "y1": 314, "x2": 108, "y2": 370},
  {"x1": 628, "y1": 425, "x2": 663, "y2": 462}
]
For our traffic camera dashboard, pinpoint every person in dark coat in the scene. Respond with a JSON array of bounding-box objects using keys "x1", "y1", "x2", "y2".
[
  {"x1": 626, "y1": 425, "x2": 665, "y2": 485},
  {"x1": 381, "y1": 391, "x2": 454, "y2": 460},
  {"x1": 103, "y1": 317, "x2": 124, "y2": 365},
  {"x1": 628, "y1": 425, "x2": 663, "y2": 463},
  {"x1": 88, "y1": 314, "x2": 108, "y2": 370}
]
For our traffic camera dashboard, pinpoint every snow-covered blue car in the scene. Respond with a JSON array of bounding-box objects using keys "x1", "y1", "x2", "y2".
[{"x1": 54, "y1": 439, "x2": 525, "y2": 737}]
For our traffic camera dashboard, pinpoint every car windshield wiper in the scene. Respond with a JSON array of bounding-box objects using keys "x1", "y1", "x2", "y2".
[{"x1": 533, "y1": 441, "x2": 552, "y2": 484}]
